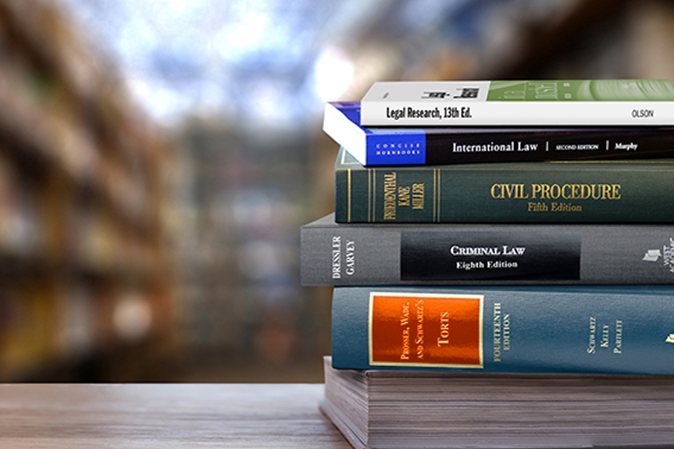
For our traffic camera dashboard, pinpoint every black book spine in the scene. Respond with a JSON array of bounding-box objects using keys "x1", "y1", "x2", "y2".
[{"x1": 422, "y1": 127, "x2": 674, "y2": 165}]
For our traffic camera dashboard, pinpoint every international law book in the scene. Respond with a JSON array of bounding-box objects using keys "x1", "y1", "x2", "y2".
[
  {"x1": 332, "y1": 147, "x2": 674, "y2": 223},
  {"x1": 324, "y1": 101, "x2": 674, "y2": 166},
  {"x1": 360, "y1": 79, "x2": 674, "y2": 126},
  {"x1": 330, "y1": 285, "x2": 674, "y2": 375},
  {"x1": 300, "y1": 213, "x2": 674, "y2": 286},
  {"x1": 322, "y1": 357, "x2": 674, "y2": 449}
]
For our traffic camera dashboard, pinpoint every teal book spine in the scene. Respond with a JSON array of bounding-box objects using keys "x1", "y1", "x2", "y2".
[
  {"x1": 331, "y1": 285, "x2": 674, "y2": 375},
  {"x1": 334, "y1": 147, "x2": 674, "y2": 223}
]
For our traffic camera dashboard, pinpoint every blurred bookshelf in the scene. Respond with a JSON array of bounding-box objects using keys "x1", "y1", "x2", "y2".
[
  {"x1": 333, "y1": 0, "x2": 674, "y2": 97},
  {"x1": 168, "y1": 118, "x2": 334, "y2": 382},
  {"x1": 0, "y1": 0, "x2": 176, "y2": 381}
]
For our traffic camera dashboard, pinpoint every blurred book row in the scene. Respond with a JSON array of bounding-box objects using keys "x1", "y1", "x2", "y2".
[{"x1": 0, "y1": 0, "x2": 175, "y2": 380}]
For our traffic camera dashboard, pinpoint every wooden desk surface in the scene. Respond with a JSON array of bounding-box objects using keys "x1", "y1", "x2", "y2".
[{"x1": 0, "y1": 383, "x2": 351, "y2": 448}]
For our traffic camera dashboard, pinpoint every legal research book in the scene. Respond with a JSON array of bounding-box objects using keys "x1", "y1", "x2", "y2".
[{"x1": 360, "y1": 80, "x2": 674, "y2": 126}]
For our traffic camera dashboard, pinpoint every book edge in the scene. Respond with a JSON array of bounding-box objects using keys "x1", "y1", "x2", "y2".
[
  {"x1": 319, "y1": 400, "x2": 367, "y2": 449},
  {"x1": 324, "y1": 102, "x2": 368, "y2": 165}
]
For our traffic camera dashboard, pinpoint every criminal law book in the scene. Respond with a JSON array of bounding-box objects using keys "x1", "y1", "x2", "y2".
[
  {"x1": 300, "y1": 213, "x2": 674, "y2": 286},
  {"x1": 324, "y1": 101, "x2": 674, "y2": 166},
  {"x1": 333, "y1": 147, "x2": 674, "y2": 223},
  {"x1": 360, "y1": 79, "x2": 674, "y2": 126},
  {"x1": 330, "y1": 285, "x2": 674, "y2": 375},
  {"x1": 322, "y1": 357, "x2": 674, "y2": 449}
]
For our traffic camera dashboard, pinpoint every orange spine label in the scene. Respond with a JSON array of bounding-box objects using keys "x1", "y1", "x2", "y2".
[{"x1": 369, "y1": 292, "x2": 484, "y2": 368}]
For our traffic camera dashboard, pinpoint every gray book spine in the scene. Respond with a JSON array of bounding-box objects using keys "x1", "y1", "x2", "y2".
[{"x1": 300, "y1": 214, "x2": 674, "y2": 286}]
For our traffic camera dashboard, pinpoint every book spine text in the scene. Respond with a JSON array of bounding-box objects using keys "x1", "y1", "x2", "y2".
[
  {"x1": 335, "y1": 162, "x2": 674, "y2": 223},
  {"x1": 331, "y1": 286, "x2": 674, "y2": 374},
  {"x1": 300, "y1": 220, "x2": 674, "y2": 286}
]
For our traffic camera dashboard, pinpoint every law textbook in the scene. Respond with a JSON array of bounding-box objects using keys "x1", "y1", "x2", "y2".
[
  {"x1": 324, "y1": 101, "x2": 674, "y2": 166},
  {"x1": 360, "y1": 79, "x2": 674, "y2": 126},
  {"x1": 331, "y1": 285, "x2": 674, "y2": 375}
]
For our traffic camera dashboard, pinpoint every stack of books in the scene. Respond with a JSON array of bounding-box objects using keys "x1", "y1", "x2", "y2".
[{"x1": 301, "y1": 80, "x2": 674, "y2": 449}]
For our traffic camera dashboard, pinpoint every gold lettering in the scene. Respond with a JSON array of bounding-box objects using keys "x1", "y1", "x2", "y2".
[
  {"x1": 401, "y1": 327, "x2": 410, "y2": 360},
  {"x1": 493, "y1": 303, "x2": 502, "y2": 362},
  {"x1": 530, "y1": 184, "x2": 621, "y2": 201},
  {"x1": 383, "y1": 173, "x2": 397, "y2": 220},
  {"x1": 612, "y1": 184, "x2": 621, "y2": 200},
  {"x1": 581, "y1": 185, "x2": 589, "y2": 199},
  {"x1": 614, "y1": 320, "x2": 623, "y2": 354},
  {"x1": 437, "y1": 311, "x2": 450, "y2": 346},
  {"x1": 490, "y1": 184, "x2": 528, "y2": 199},
  {"x1": 549, "y1": 184, "x2": 560, "y2": 199},
  {"x1": 571, "y1": 184, "x2": 580, "y2": 199},
  {"x1": 398, "y1": 186, "x2": 410, "y2": 207},
  {"x1": 517, "y1": 184, "x2": 528, "y2": 198},
  {"x1": 602, "y1": 184, "x2": 611, "y2": 200},
  {"x1": 493, "y1": 183, "x2": 621, "y2": 202},
  {"x1": 412, "y1": 183, "x2": 424, "y2": 209},
  {"x1": 401, "y1": 301, "x2": 410, "y2": 326},
  {"x1": 415, "y1": 300, "x2": 424, "y2": 345},
  {"x1": 591, "y1": 184, "x2": 601, "y2": 200},
  {"x1": 491, "y1": 184, "x2": 503, "y2": 199}
]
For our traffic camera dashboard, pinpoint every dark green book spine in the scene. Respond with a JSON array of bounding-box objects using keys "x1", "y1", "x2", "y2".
[{"x1": 335, "y1": 147, "x2": 674, "y2": 223}]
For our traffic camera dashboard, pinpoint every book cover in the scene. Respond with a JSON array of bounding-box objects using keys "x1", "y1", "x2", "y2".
[
  {"x1": 331, "y1": 285, "x2": 674, "y2": 375},
  {"x1": 324, "y1": 101, "x2": 674, "y2": 166},
  {"x1": 300, "y1": 213, "x2": 674, "y2": 286},
  {"x1": 333, "y1": 147, "x2": 674, "y2": 223},
  {"x1": 361, "y1": 79, "x2": 674, "y2": 126}
]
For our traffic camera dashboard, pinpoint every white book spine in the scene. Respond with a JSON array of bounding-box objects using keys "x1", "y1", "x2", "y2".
[{"x1": 360, "y1": 101, "x2": 674, "y2": 126}]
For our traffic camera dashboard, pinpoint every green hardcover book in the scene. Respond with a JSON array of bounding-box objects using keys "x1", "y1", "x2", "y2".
[{"x1": 334, "y1": 147, "x2": 674, "y2": 223}]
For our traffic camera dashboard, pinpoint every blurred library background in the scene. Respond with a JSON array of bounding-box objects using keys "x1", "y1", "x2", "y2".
[{"x1": 0, "y1": 0, "x2": 673, "y2": 382}]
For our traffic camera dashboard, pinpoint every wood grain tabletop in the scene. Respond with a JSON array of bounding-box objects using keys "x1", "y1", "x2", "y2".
[{"x1": 0, "y1": 383, "x2": 351, "y2": 448}]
